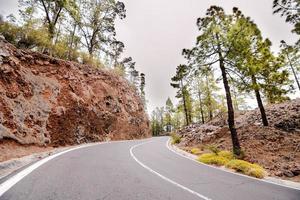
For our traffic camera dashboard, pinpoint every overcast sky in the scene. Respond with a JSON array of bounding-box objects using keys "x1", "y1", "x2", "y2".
[
  {"x1": 1, "y1": 0, "x2": 298, "y2": 113},
  {"x1": 115, "y1": 0, "x2": 298, "y2": 113}
]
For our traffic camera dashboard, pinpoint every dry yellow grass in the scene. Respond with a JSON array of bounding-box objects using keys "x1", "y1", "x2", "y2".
[{"x1": 197, "y1": 151, "x2": 265, "y2": 178}]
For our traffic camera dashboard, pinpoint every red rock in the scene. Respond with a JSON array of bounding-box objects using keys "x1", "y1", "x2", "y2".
[
  {"x1": 0, "y1": 38, "x2": 150, "y2": 146},
  {"x1": 35, "y1": 60, "x2": 44, "y2": 65}
]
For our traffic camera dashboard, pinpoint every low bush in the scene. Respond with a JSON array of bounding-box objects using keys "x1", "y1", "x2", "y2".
[
  {"x1": 197, "y1": 150, "x2": 265, "y2": 178},
  {"x1": 218, "y1": 151, "x2": 234, "y2": 160},
  {"x1": 171, "y1": 133, "x2": 181, "y2": 144},
  {"x1": 226, "y1": 159, "x2": 265, "y2": 178},
  {"x1": 190, "y1": 148, "x2": 201, "y2": 155},
  {"x1": 197, "y1": 152, "x2": 229, "y2": 166}
]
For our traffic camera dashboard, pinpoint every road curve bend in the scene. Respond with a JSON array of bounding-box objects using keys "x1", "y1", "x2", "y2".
[{"x1": 0, "y1": 137, "x2": 299, "y2": 200}]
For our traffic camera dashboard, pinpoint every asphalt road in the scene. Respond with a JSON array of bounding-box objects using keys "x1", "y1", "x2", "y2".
[{"x1": 0, "y1": 137, "x2": 299, "y2": 200}]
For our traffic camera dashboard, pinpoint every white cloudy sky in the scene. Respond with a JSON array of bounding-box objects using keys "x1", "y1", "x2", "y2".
[{"x1": 1, "y1": 0, "x2": 298, "y2": 113}]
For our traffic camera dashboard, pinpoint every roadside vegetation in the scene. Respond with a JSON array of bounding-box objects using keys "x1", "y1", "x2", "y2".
[
  {"x1": 226, "y1": 160, "x2": 265, "y2": 179},
  {"x1": 170, "y1": 133, "x2": 181, "y2": 144},
  {"x1": 190, "y1": 147, "x2": 202, "y2": 155},
  {"x1": 198, "y1": 148, "x2": 265, "y2": 179}
]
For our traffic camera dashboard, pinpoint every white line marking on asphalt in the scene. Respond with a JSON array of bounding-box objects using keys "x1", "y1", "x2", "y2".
[
  {"x1": 0, "y1": 138, "x2": 149, "y2": 197},
  {"x1": 130, "y1": 141, "x2": 212, "y2": 200},
  {"x1": 0, "y1": 143, "x2": 100, "y2": 197},
  {"x1": 166, "y1": 137, "x2": 300, "y2": 191}
]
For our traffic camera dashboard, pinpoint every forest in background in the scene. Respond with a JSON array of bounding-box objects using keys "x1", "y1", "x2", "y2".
[
  {"x1": 0, "y1": 0, "x2": 146, "y2": 106},
  {"x1": 151, "y1": 0, "x2": 300, "y2": 155}
]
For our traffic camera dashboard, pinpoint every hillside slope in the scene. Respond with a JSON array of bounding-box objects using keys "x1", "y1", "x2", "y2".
[
  {"x1": 176, "y1": 99, "x2": 300, "y2": 181},
  {"x1": 0, "y1": 38, "x2": 150, "y2": 148}
]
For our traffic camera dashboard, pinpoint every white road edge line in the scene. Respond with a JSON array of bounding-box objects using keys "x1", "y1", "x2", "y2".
[
  {"x1": 166, "y1": 137, "x2": 300, "y2": 191},
  {"x1": 0, "y1": 139, "x2": 148, "y2": 197},
  {"x1": 0, "y1": 143, "x2": 101, "y2": 197},
  {"x1": 130, "y1": 141, "x2": 212, "y2": 200}
]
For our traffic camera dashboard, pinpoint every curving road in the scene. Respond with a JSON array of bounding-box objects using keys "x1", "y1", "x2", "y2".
[{"x1": 0, "y1": 137, "x2": 299, "y2": 200}]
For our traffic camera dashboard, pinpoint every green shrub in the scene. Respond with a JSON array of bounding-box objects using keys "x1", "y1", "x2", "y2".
[
  {"x1": 197, "y1": 150, "x2": 265, "y2": 178},
  {"x1": 191, "y1": 148, "x2": 201, "y2": 155},
  {"x1": 80, "y1": 52, "x2": 104, "y2": 68},
  {"x1": 226, "y1": 159, "x2": 265, "y2": 178},
  {"x1": 171, "y1": 133, "x2": 181, "y2": 144},
  {"x1": 197, "y1": 153, "x2": 230, "y2": 166}
]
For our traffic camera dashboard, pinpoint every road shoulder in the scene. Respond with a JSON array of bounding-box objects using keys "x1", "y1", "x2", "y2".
[{"x1": 167, "y1": 138, "x2": 300, "y2": 190}]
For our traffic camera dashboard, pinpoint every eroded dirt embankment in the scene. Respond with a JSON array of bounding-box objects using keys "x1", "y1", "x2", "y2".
[
  {"x1": 0, "y1": 38, "x2": 150, "y2": 158},
  {"x1": 176, "y1": 99, "x2": 300, "y2": 182}
]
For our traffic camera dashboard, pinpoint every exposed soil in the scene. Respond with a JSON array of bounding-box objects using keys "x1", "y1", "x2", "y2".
[
  {"x1": 0, "y1": 139, "x2": 54, "y2": 162},
  {"x1": 176, "y1": 99, "x2": 300, "y2": 182}
]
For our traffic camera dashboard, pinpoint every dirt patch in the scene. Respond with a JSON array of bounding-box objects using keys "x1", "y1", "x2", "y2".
[{"x1": 0, "y1": 139, "x2": 54, "y2": 162}]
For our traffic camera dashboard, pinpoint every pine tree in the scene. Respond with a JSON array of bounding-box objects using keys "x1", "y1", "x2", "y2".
[
  {"x1": 72, "y1": 0, "x2": 125, "y2": 56},
  {"x1": 151, "y1": 107, "x2": 166, "y2": 136},
  {"x1": 140, "y1": 73, "x2": 146, "y2": 107},
  {"x1": 227, "y1": 13, "x2": 270, "y2": 126},
  {"x1": 226, "y1": 9, "x2": 290, "y2": 125},
  {"x1": 201, "y1": 67, "x2": 219, "y2": 121},
  {"x1": 191, "y1": 67, "x2": 219, "y2": 123},
  {"x1": 261, "y1": 57, "x2": 291, "y2": 104},
  {"x1": 165, "y1": 97, "x2": 174, "y2": 131},
  {"x1": 193, "y1": 77, "x2": 205, "y2": 124},
  {"x1": 171, "y1": 65, "x2": 191, "y2": 126},
  {"x1": 19, "y1": 0, "x2": 74, "y2": 41},
  {"x1": 182, "y1": 6, "x2": 242, "y2": 155},
  {"x1": 280, "y1": 41, "x2": 300, "y2": 91},
  {"x1": 184, "y1": 88, "x2": 193, "y2": 124},
  {"x1": 273, "y1": 0, "x2": 300, "y2": 34},
  {"x1": 173, "y1": 105, "x2": 184, "y2": 129}
]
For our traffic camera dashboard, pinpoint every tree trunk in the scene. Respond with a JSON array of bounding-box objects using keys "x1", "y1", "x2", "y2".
[
  {"x1": 188, "y1": 109, "x2": 192, "y2": 125},
  {"x1": 216, "y1": 34, "x2": 241, "y2": 155},
  {"x1": 287, "y1": 54, "x2": 300, "y2": 91},
  {"x1": 88, "y1": 46, "x2": 94, "y2": 56},
  {"x1": 88, "y1": 30, "x2": 98, "y2": 56},
  {"x1": 181, "y1": 80, "x2": 190, "y2": 126},
  {"x1": 197, "y1": 87, "x2": 205, "y2": 124},
  {"x1": 251, "y1": 75, "x2": 269, "y2": 126},
  {"x1": 208, "y1": 99, "x2": 213, "y2": 120},
  {"x1": 54, "y1": 23, "x2": 61, "y2": 46},
  {"x1": 48, "y1": 23, "x2": 56, "y2": 41},
  {"x1": 68, "y1": 24, "x2": 77, "y2": 60},
  {"x1": 205, "y1": 74, "x2": 213, "y2": 120},
  {"x1": 219, "y1": 59, "x2": 241, "y2": 155}
]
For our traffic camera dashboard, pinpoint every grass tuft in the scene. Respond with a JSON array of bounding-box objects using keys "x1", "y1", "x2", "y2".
[
  {"x1": 197, "y1": 150, "x2": 265, "y2": 178},
  {"x1": 226, "y1": 159, "x2": 265, "y2": 179},
  {"x1": 190, "y1": 148, "x2": 201, "y2": 155},
  {"x1": 171, "y1": 133, "x2": 181, "y2": 144},
  {"x1": 197, "y1": 152, "x2": 230, "y2": 166},
  {"x1": 218, "y1": 151, "x2": 234, "y2": 160}
]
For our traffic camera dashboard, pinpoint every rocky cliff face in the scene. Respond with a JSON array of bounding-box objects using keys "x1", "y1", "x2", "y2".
[{"x1": 0, "y1": 38, "x2": 150, "y2": 146}]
